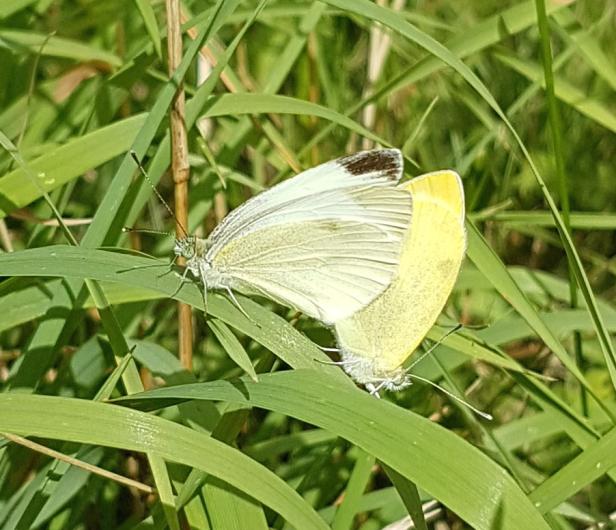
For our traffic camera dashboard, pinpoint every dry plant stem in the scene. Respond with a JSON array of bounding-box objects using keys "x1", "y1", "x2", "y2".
[
  {"x1": 307, "y1": 31, "x2": 320, "y2": 166},
  {"x1": 181, "y1": 11, "x2": 231, "y2": 228},
  {"x1": 181, "y1": 10, "x2": 301, "y2": 174},
  {"x1": 9, "y1": 209, "x2": 92, "y2": 227},
  {"x1": 0, "y1": 433, "x2": 154, "y2": 494},
  {"x1": 196, "y1": 53, "x2": 213, "y2": 138},
  {"x1": 0, "y1": 219, "x2": 13, "y2": 252},
  {"x1": 214, "y1": 193, "x2": 228, "y2": 223},
  {"x1": 166, "y1": 0, "x2": 193, "y2": 369}
]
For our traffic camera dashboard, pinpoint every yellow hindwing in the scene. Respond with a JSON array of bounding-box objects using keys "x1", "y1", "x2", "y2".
[{"x1": 335, "y1": 170, "x2": 466, "y2": 381}]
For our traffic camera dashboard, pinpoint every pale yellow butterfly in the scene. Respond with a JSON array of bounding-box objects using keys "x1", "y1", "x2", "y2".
[{"x1": 334, "y1": 170, "x2": 466, "y2": 393}]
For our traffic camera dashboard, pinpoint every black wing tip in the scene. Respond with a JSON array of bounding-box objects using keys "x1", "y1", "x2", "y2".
[{"x1": 339, "y1": 148, "x2": 403, "y2": 180}]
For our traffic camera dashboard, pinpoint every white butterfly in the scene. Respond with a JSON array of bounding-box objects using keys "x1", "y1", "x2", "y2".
[{"x1": 173, "y1": 149, "x2": 411, "y2": 324}]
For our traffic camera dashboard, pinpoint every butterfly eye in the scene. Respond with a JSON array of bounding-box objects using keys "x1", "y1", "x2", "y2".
[{"x1": 173, "y1": 240, "x2": 183, "y2": 256}]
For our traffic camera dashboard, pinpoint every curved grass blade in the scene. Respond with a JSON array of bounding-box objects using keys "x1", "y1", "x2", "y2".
[
  {"x1": 466, "y1": 221, "x2": 608, "y2": 411},
  {"x1": 0, "y1": 245, "x2": 550, "y2": 381},
  {"x1": 0, "y1": 246, "x2": 337, "y2": 373},
  {"x1": 133, "y1": 0, "x2": 162, "y2": 58},
  {"x1": 115, "y1": 370, "x2": 551, "y2": 530},
  {"x1": 0, "y1": 394, "x2": 330, "y2": 530},
  {"x1": 208, "y1": 319, "x2": 259, "y2": 382},
  {"x1": 200, "y1": 93, "x2": 383, "y2": 145},
  {"x1": 529, "y1": 427, "x2": 616, "y2": 514},
  {"x1": 0, "y1": 30, "x2": 122, "y2": 66},
  {"x1": 0, "y1": 115, "x2": 145, "y2": 219}
]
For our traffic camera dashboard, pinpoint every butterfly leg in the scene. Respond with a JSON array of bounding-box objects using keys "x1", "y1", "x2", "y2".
[
  {"x1": 196, "y1": 269, "x2": 208, "y2": 318},
  {"x1": 224, "y1": 287, "x2": 260, "y2": 328},
  {"x1": 156, "y1": 255, "x2": 178, "y2": 278},
  {"x1": 319, "y1": 346, "x2": 341, "y2": 353},
  {"x1": 169, "y1": 266, "x2": 191, "y2": 300},
  {"x1": 116, "y1": 259, "x2": 171, "y2": 275},
  {"x1": 365, "y1": 383, "x2": 382, "y2": 399},
  {"x1": 201, "y1": 285, "x2": 208, "y2": 318},
  {"x1": 314, "y1": 358, "x2": 346, "y2": 365}
]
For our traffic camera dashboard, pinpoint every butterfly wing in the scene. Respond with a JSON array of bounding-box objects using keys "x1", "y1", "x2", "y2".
[
  {"x1": 206, "y1": 149, "x2": 405, "y2": 255},
  {"x1": 334, "y1": 170, "x2": 466, "y2": 386},
  {"x1": 206, "y1": 149, "x2": 412, "y2": 323}
]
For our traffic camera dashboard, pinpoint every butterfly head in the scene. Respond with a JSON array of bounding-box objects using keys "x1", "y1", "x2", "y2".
[{"x1": 173, "y1": 236, "x2": 197, "y2": 260}]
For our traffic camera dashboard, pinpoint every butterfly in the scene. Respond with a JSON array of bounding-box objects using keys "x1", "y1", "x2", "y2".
[
  {"x1": 334, "y1": 169, "x2": 467, "y2": 395},
  {"x1": 173, "y1": 149, "x2": 412, "y2": 324}
]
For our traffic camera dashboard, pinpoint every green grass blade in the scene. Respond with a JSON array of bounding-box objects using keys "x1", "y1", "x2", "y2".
[
  {"x1": 0, "y1": 245, "x2": 551, "y2": 385},
  {"x1": 0, "y1": 246, "x2": 338, "y2": 373},
  {"x1": 0, "y1": 30, "x2": 122, "y2": 65},
  {"x1": 208, "y1": 319, "x2": 258, "y2": 382},
  {"x1": 383, "y1": 465, "x2": 428, "y2": 530},
  {"x1": 473, "y1": 211, "x2": 616, "y2": 229},
  {"x1": 331, "y1": 450, "x2": 374, "y2": 530},
  {"x1": 133, "y1": 0, "x2": 162, "y2": 58},
  {"x1": 529, "y1": 428, "x2": 616, "y2": 514},
  {"x1": 201, "y1": 93, "x2": 383, "y2": 145},
  {"x1": 534, "y1": 0, "x2": 586, "y2": 415},
  {"x1": 115, "y1": 371, "x2": 551, "y2": 530},
  {"x1": 535, "y1": 0, "x2": 571, "y2": 221},
  {"x1": 0, "y1": 115, "x2": 145, "y2": 218},
  {"x1": 0, "y1": 394, "x2": 330, "y2": 530},
  {"x1": 466, "y1": 221, "x2": 602, "y2": 401},
  {"x1": 495, "y1": 53, "x2": 616, "y2": 134}
]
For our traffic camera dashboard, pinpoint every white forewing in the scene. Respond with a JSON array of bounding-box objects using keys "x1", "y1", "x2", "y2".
[
  {"x1": 212, "y1": 210, "x2": 408, "y2": 323},
  {"x1": 206, "y1": 149, "x2": 405, "y2": 257},
  {"x1": 203, "y1": 149, "x2": 412, "y2": 323}
]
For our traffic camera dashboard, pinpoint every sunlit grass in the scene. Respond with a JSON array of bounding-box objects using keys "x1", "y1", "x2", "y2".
[{"x1": 0, "y1": 1, "x2": 615, "y2": 528}]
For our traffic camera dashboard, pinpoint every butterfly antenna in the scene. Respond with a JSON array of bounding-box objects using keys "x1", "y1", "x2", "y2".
[
  {"x1": 203, "y1": 284, "x2": 208, "y2": 318},
  {"x1": 122, "y1": 226, "x2": 174, "y2": 236},
  {"x1": 407, "y1": 373, "x2": 492, "y2": 420},
  {"x1": 130, "y1": 150, "x2": 189, "y2": 238},
  {"x1": 406, "y1": 324, "x2": 463, "y2": 372}
]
